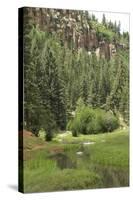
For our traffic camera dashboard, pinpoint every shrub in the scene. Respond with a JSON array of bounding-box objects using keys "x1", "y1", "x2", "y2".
[
  {"x1": 66, "y1": 120, "x2": 72, "y2": 130},
  {"x1": 72, "y1": 129, "x2": 78, "y2": 137},
  {"x1": 67, "y1": 106, "x2": 119, "y2": 135},
  {"x1": 86, "y1": 109, "x2": 104, "y2": 134},
  {"x1": 101, "y1": 112, "x2": 119, "y2": 132},
  {"x1": 86, "y1": 119, "x2": 101, "y2": 134},
  {"x1": 67, "y1": 119, "x2": 78, "y2": 137},
  {"x1": 79, "y1": 107, "x2": 95, "y2": 134},
  {"x1": 70, "y1": 107, "x2": 95, "y2": 135},
  {"x1": 70, "y1": 115, "x2": 81, "y2": 137}
]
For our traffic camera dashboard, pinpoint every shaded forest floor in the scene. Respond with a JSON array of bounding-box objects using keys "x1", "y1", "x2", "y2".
[{"x1": 22, "y1": 129, "x2": 129, "y2": 193}]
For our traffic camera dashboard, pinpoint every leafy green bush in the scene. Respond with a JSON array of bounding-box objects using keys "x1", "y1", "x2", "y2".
[
  {"x1": 90, "y1": 20, "x2": 115, "y2": 42},
  {"x1": 79, "y1": 107, "x2": 95, "y2": 134},
  {"x1": 67, "y1": 119, "x2": 77, "y2": 137},
  {"x1": 67, "y1": 106, "x2": 119, "y2": 135},
  {"x1": 68, "y1": 107, "x2": 95, "y2": 135},
  {"x1": 68, "y1": 116, "x2": 80, "y2": 137},
  {"x1": 101, "y1": 112, "x2": 119, "y2": 132}
]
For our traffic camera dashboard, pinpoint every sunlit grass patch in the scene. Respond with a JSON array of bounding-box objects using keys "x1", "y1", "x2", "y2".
[
  {"x1": 24, "y1": 168, "x2": 102, "y2": 192},
  {"x1": 23, "y1": 129, "x2": 129, "y2": 192}
]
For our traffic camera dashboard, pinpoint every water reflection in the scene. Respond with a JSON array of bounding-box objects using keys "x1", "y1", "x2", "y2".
[{"x1": 49, "y1": 153, "x2": 77, "y2": 169}]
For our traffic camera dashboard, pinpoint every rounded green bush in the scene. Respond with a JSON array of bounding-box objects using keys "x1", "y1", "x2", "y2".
[
  {"x1": 101, "y1": 112, "x2": 119, "y2": 132},
  {"x1": 67, "y1": 106, "x2": 119, "y2": 135}
]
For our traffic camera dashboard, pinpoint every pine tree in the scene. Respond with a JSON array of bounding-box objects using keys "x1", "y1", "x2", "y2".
[
  {"x1": 97, "y1": 59, "x2": 111, "y2": 107},
  {"x1": 23, "y1": 8, "x2": 129, "y2": 136},
  {"x1": 106, "y1": 52, "x2": 129, "y2": 122},
  {"x1": 108, "y1": 20, "x2": 113, "y2": 30},
  {"x1": 81, "y1": 76, "x2": 88, "y2": 105},
  {"x1": 23, "y1": 9, "x2": 40, "y2": 135},
  {"x1": 113, "y1": 21, "x2": 117, "y2": 33},
  {"x1": 102, "y1": 14, "x2": 106, "y2": 27},
  {"x1": 40, "y1": 45, "x2": 67, "y2": 132},
  {"x1": 117, "y1": 21, "x2": 121, "y2": 35}
]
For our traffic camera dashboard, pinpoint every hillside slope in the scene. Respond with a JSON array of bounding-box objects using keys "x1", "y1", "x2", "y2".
[{"x1": 24, "y1": 7, "x2": 129, "y2": 59}]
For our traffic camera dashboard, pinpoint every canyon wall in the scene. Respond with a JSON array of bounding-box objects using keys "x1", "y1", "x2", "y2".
[{"x1": 24, "y1": 7, "x2": 118, "y2": 59}]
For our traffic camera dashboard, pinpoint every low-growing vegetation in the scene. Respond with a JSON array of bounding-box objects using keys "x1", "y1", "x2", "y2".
[
  {"x1": 23, "y1": 129, "x2": 129, "y2": 192},
  {"x1": 67, "y1": 105, "x2": 119, "y2": 136}
]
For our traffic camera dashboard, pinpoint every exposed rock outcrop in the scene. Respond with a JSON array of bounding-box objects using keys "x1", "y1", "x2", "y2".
[{"x1": 24, "y1": 7, "x2": 119, "y2": 59}]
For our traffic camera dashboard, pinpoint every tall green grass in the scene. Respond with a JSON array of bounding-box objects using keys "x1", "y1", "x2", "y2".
[{"x1": 23, "y1": 129, "x2": 129, "y2": 192}]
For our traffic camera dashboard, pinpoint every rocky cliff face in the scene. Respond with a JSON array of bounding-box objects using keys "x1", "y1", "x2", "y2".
[{"x1": 24, "y1": 7, "x2": 117, "y2": 59}]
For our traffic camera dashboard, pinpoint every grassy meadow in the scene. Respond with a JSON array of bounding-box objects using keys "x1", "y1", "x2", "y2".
[{"x1": 23, "y1": 129, "x2": 129, "y2": 193}]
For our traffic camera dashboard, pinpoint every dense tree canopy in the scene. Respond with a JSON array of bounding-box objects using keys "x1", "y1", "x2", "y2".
[{"x1": 23, "y1": 8, "x2": 129, "y2": 140}]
